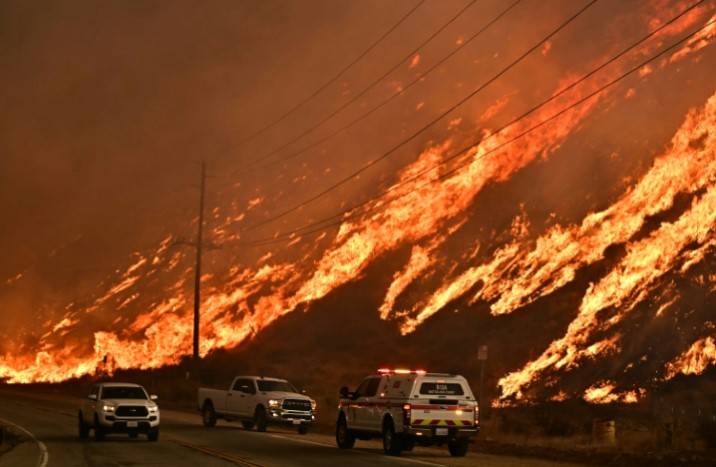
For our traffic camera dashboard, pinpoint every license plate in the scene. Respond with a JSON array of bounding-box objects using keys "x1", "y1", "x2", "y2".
[
  {"x1": 292, "y1": 420, "x2": 301, "y2": 425},
  {"x1": 435, "y1": 428, "x2": 448, "y2": 436},
  {"x1": 127, "y1": 421, "x2": 138, "y2": 428}
]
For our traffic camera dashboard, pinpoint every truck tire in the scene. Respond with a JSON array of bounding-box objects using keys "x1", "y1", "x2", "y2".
[
  {"x1": 93, "y1": 415, "x2": 105, "y2": 441},
  {"x1": 448, "y1": 438, "x2": 469, "y2": 457},
  {"x1": 382, "y1": 419, "x2": 402, "y2": 456},
  {"x1": 148, "y1": 429, "x2": 159, "y2": 442},
  {"x1": 241, "y1": 420, "x2": 255, "y2": 430},
  {"x1": 202, "y1": 403, "x2": 217, "y2": 427},
  {"x1": 254, "y1": 407, "x2": 267, "y2": 432},
  {"x1": 78, "y1": 412, "x2": 89, "y2": 439},
  {"x1": 403, "y1": 438, "x2": 415, "y2": 451},
  {"x1": 335, "y1": 415, "x2": 355, "y2": 449},
  {"x1": 297, "y1": 424, "x2": 309, "y2": 435}
]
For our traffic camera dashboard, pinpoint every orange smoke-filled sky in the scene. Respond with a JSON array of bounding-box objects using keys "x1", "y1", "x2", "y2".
[{"x1": 1, "y1": 0, "x2": 715, "y2": 391}]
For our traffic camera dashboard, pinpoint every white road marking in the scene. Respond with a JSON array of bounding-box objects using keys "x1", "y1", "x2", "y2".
[
  {"x1": 0, "y1": 416, "x2": 49, "y2": 467},
  {"x1": 268, "y1": 434, "x2": 447, "y2": 467}
]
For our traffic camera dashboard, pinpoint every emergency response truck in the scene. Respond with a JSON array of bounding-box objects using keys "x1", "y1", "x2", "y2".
[{"x1": 335, "y1": 369, "x2": 479, "y2": 457}]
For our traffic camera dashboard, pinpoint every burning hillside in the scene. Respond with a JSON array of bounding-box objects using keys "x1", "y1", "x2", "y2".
[{"x1": 1, "y1": 0, "x2": 715, "y2": 408}]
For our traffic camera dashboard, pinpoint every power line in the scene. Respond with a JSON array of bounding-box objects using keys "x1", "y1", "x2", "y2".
[
  {"x1": 235, "y1": 3, "x2": 714, "y2": 247},
  {"x1": 231, "y1": 0, "x2": 426, "y2": 149},
  {"x1": 240, "y1": 0, "x2": 481, "y2": 169},
  {"x1": 241, "y1": 0, "x2": 599, "y2": 233},
  {"x1": 234, "y1": 0, "x2": 523, "y2": 177}
]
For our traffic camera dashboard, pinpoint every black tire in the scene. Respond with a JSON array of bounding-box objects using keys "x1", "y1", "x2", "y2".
[
  {"x1": 403, "y1": 438, "x2": 415, "y2": 451},
  {"x1": 78, "y1": 412, "x2": 89, "y2": 440},
  {"x1": 297, "y1": 424, "x2": 309, "y2": 435},
  {"x1": 448, "y1": 438, "x2": 469, "y2": 457},
  {"x1": 93, "y1": 415, "x2": 105, "y2": 442},
  {"x1": 254, "y1": 407, "x2": 267, "y2": 432},
  {"x1": 241, "y1": 420, "x2": 255, "y2": 430},
  {"x1": 202, "y1": 403, "x2": 217, "y2": 427},
  {"x1": 335, "y1": 415, "x2": 355, "y2": 449},
  {"x1": 382, "y1": 419, "x2": 402, "y2": 456},
  {"x1": 148, "y1": 429, "x2": 159, "y2": 442}
]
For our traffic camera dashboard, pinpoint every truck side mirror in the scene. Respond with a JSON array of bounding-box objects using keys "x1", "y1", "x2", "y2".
[
  {"x1": 339, "y1": 386, "x2": 349, "y2": 398},
  {"x1": 88, "y1": 394, "x2": 97, "y2": 401},
  {"x1": 300, "y1": 389, "x2": 307, "y2": 395},
  {"x1": 150, "y1": 394, "x2": 158, "y2": 401}
]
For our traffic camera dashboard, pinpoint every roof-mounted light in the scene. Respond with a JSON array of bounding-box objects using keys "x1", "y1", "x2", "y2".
[{"x1": 377, "y1": 369, "x2": 427, "y2": 375}]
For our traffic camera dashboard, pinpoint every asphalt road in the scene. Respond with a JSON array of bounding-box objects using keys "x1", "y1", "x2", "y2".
[{"x1": 0, "y1": 390, "x2": 583, "y2": 467}]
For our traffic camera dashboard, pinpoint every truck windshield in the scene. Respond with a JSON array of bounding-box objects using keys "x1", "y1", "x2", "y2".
[
  {"x1": 419, "y1": 382, "x2": 464, "y2": 396},
  {"x1": 102, "y1": 386, "x2": 147, "y2": 400},
  {"x1": 257, "y1": 380, "x2": 296, "y2": 393}
]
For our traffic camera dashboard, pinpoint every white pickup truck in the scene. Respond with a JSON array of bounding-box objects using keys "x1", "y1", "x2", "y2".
[
  {"x1": 336, "y1": 369, "x2": 479, "y2": 456},
  {"x1": 198, "y1": 376, "x2": 316, "y2": 434},
  {"x1": 78, "y1": 382, "x2": 160, "y2": 441}
]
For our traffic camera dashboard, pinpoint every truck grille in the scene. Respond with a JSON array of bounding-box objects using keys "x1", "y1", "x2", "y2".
[
  {"x1": 115, "y1": 405, "x2": 148, "y2": 417},
  {"x1": 281, "y1": 413, "x2": 312, "y2": 420},
  {"x1": 282, "y1": 399, "x2": 311, "y2": 411}
]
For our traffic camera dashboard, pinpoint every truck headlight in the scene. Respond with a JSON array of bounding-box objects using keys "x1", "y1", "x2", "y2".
[
  {"x1": 102, "y1": 404, "x2": 116, "y2": 413},
  {"x1": 268, "y1": 399, "x2": 281, "y2": 409},
  {"x1": 148, "y1": 406, "x2": 159, "y2": 413},
  {"x1": 310, "y1": 400, "x2": 317, "y2": 411}
]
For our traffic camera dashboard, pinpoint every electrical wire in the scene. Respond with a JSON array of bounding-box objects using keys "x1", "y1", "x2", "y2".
[
  {"x1": 240, "y1": 0, "x2": 481, "y2": 169},
  {"x1": 241, "y1": 0, "x2": 600, "y2": 233},
  {"x1": 235, "y1": 4, "x2": 714, "y2": 247},
  {"x1": 231, "y1": 0, "x2": 426, "y2": 148}
]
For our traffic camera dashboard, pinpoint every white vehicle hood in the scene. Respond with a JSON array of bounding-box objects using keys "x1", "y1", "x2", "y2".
[
  {"x1": 102, "y1": 398, "x2": 157, "y2": 408},
  {"x1": 260, "y1": 391, "x2": 311, "y2": 401}
]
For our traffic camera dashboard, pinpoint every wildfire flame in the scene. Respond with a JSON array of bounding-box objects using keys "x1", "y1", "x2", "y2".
[
  {"x1": 0, "y1": 2, "x2": 714, "y2": 403},
  {"x1": 665, "y1": 336, "x2": 716, "y2": 379}
]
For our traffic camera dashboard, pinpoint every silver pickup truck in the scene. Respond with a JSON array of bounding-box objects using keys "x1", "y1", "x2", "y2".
[{"x1": 198, "y1": 376, "x2": 316, "y2": 434}]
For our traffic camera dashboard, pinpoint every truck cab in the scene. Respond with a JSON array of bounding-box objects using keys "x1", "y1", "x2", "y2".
[{"x1": 336, "y1": 369, "x2": 478, "y2": 456}]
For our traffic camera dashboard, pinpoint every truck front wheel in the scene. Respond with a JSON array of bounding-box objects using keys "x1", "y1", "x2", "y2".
[
  {"x1": 335, "y1": 415, "x2": 355, "y2": 449},
  {"x1": 254, "y1": 407, "x2": 267, "y2": 432},
  {"x1": 93, "y1": 415, "x2": 105, "y2": 442},
  {"x1": 148, "y1": 429, "x2": 159, "y2": 442},
  {"x1": 78, "y1": 412, "x2": 89, "y2": 439},
  {"x1": 448, "y1": 437, "x2": 469, "y2": 457}
]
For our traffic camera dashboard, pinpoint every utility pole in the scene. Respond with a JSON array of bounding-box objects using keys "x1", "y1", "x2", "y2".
[{"x1": 193, "y1": 160, "x2": 206, "y2": 361}]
